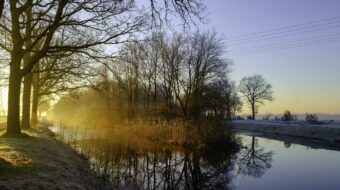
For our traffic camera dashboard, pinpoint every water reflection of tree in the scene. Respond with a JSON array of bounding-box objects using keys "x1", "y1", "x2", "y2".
[
  {"x1": 237, "y1": 136, "x2": 273, "y2": 178},
  {"x1": 89, "y1": 145, "x2": 237, "y2": 190}
]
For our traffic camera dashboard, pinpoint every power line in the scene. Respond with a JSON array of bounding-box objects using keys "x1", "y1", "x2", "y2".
[
  {"x1": 228, "y1": 21, "x2": 340, "y2": 45},
  {"x1": 230, "y1": 38, "x2": 340, "y2": 56},
  {"x1": 229, "y1": 39, "x2": 340, "y2": 56},
  {"x1": 229, "y1": 33, "x2": 340, "y2": 52},
  {"x1": 228, "y1": 34, "x2": 340, "y2": 56},
  {"x1": 226, "y1": 16, "x2": 340, "y2": 42}
]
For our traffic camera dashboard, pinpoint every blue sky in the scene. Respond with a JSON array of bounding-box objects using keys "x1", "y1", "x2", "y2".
[
  {"x1": 199, "y1": 0, "x2": 340, "y2": 114},
  {"x1": 2, "y1": 0, "x2": 339, "y2": 115}
]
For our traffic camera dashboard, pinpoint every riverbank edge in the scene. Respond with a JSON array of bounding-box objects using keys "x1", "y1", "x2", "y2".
[
  {"x1": 41, "y1": 124, "x2": 114, "y2": 189},
  {"x1": 229, "y1": 120, "x2": 340, "y2": 144},
  {"x1": 0, "y1": 124, "x2": 112, "y2": 190}
]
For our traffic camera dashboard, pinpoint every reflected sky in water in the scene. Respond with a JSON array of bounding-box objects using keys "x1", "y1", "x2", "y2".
[
  {"x1": 235, "y1": 134, "x2": 340, "y2": 190},
  {"x1": 74, "y1": 133, "x2": 340, "y2": 190}
]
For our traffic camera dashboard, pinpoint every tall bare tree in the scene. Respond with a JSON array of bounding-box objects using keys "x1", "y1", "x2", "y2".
[
  {"x1": 94, "y1": 31, "x2": 232, "y2": 121},
  {"x1": 238, "y1": 75, "x2": 273, "y2": 120},
  {"x1": 31, "y1": 54, "x2": 94, "y2": 126},
  {"x1": 1, "y1": 0, "x2": 146, "y2": 136},
  {"x1": 0, "y1": 0, "x2": 206, "y2": 136}
]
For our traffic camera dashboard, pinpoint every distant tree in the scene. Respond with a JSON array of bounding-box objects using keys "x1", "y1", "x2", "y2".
[
  {"x1": 223, "y1": 80, "x2": 242, "y2": 120},
  {"x1": 202, "y1": 79, "x2": 241, "y2": 120},
  {"x1": 305, "y1": 113, "x2": 319, "y2": 123},
  {"x1": 238, "y1": 75, "x2": 273, "y2": 120},
  {"x1": 230, "y1": 96, "x2": 243, "y2": 119},
  {"x1": 282, "y1": 110, "x2": 293, "y2": 121}
]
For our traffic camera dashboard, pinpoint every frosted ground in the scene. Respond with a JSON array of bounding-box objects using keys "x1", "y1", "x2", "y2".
[{"x1": 231, "y1": 119, "x2": 340, "y2": 142}]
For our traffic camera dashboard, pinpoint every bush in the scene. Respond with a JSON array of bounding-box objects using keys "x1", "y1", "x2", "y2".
[
  {"x1": 282, "y1": 110, "x2": 293, "y2": 121},
  {"x1": 305, "y1": 113, "x2": 318, "y2": 123}
]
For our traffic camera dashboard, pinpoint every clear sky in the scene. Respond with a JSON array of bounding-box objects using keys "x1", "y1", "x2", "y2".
[
  {"x1": 0, "y1": 0, "x2": 339, "y2": 116},
  {"x1": 200, "y1": 0, "x2": 340, "y2": 115}
]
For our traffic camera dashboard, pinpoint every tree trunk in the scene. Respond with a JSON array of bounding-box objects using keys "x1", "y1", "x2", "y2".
[
  {"x1": 21, "y1": 5, "x2": 33, "y2": 129},
  {"x1": 5, "y1": 59, "x2": 22, "y2": 136},
  {"x1": 21, "y1": 73, "x2": 32, "y2": 129},
  {"x1": 251, "y1": 103, "x2": 256, "y2": 120},
  {"x1": 251, "y1": 136, "x2": 255, "y2": 151},
  {"x1": 0, "y1": 0, "x2": 4, "y2": 19},
  {"x1": 31, "y1": 72, "x2": 40, "y2": 127}
]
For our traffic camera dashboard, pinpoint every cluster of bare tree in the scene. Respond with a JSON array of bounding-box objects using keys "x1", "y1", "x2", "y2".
[
  {"x1": 0, "y1": 0, "x2": 275, "y2": 136},
  {"x1": 0, "y1": 0, "x2": 206, "y2": 136},
  {"x1": 86, "y1": 31, "x2": 242, "y2": 122},
  {"x1": 53, "y1": 38, "x2": 276, "y2": 125}
]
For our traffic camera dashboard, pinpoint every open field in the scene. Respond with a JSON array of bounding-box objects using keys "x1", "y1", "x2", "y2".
[{"x1": 231, "y1": 120, "x2": 340, "y2": 143}]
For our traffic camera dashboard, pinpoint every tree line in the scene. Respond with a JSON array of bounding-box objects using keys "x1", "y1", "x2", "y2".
[
  {"x1": 53, "y1": 31, "x2": 244, "y2": 124},
  {"x1": 53, "y1": 31, "x2": 275, "y2": 125},
  {"x1": 0, "y1": 0, "x2": 275, "y2": 135},
  {"x1": 0, "y1": 0, "x2": 206, "y2": 136}
]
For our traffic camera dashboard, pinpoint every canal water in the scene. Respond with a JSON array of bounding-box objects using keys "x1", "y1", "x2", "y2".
[{"x1": 54, "y1": 124, "x2": 340, "y2": 190}]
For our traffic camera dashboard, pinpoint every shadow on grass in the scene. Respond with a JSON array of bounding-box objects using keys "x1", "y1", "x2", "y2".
[{"x1": 0, "y1": 129, "x2": 111, "y2": 190}]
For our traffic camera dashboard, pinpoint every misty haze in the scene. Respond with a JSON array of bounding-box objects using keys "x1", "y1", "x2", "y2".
[{"x1": 0, "y1": 0, "x2": 340, "y2": 190}]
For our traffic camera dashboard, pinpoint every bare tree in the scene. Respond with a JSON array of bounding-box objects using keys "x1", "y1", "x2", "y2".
[
  {"x1": 1, "y1": 0, "x2": 146, "y2": 136},
  {"x1": 74, "y1": 30, "x2": 232, "y2": 123},
  {"x1": 149, "y1": 0, "x2": 206, "y2": 26},
  {"x1": 0, "y1": 0, "x2": 206, "y2": 136},
  {"x1": 238, "y1": 75, "x2": 273, "y2": 120},
  {"x1": 30, "y1": 54, "x2": 95, "y2": 126},
  {"x1": 230, "y1": 90, "x2": 243, "y2": 119},
  {"x1": 182, "y1": 31, "x2": 231, "y2": 119},
  {"x1": 221, "y1": 80, "x2": 241, "y2": 120}
]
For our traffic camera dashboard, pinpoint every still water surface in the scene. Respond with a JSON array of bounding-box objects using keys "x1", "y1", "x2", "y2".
[
  {"x1": 74, "y1": 133, "x2": 340, "y2": 190},
  {"x1": 233, "y1": 134, "x2": 340, "y2": 190}
]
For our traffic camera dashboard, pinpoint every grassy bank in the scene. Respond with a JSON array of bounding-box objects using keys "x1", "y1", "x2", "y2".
[{"x1": 0, "y1": 127, "x2": 111, "y2": 190}]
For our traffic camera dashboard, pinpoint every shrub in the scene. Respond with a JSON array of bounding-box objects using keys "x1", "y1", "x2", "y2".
[
  {"x1": 282, "y1": 110, "x2": 293, "y2": 121},
  {"x1": 305, "y1": 113, "x2": 318, "y2": 123}
]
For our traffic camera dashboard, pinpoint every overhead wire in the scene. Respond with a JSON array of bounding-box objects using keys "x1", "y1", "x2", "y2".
[
  {"x1": 226, "y1": 16, "x2": 340, "y2": 41},
  {"x1": 227, "y1": 20, "x2": 340, "y2": 45},
  {"x1": 225, "y1": 16, "x2": 340, "y2": 56},
  {"x1": 229, "y1": 34, "x2": 340, "y2": 56}
]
